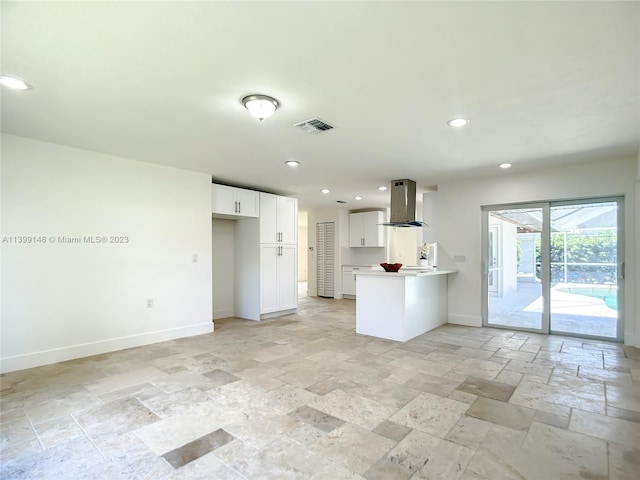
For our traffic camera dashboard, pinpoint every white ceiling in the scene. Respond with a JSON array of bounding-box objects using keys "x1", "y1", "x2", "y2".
[{"x1": 1, "y1": 1, "x2": 638, "y2": 212}]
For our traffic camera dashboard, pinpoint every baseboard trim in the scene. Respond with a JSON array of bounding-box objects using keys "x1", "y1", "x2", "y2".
[
  {"x1": 448, "y1": 314, "x2": 482, "y2": 327},
  {"x1": 260, "y1": 308, "x2": 297, "y2": 320},
  {"x1": 0, "y1": 322, "x2": 214, "y2": 374}
]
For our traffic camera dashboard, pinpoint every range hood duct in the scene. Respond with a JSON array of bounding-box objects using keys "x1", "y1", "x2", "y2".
[{"x1": 381, "y1": 179, "x2": 426, "y2": 227}]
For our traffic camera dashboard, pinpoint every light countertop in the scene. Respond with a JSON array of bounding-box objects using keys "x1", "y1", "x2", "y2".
[{"x1": 354, "y1": 268, "x2": 456, "y2": 277}]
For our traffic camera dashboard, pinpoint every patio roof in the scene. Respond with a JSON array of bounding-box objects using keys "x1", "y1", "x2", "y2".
[{"x1": 491, "y1": 202, "x2": 617, "y2": 232}]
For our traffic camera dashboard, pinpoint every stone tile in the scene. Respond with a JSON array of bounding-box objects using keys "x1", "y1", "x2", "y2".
[
  {"x1": 448, "y1": 390, "x2": 478, "y2": 404},
  {"x1": 569, "y1": 408, "x2": 640, "y2": 447},
  {"x1": 202, "y1": 369, "x2": 241, "y2": 387},
  {"x1": 405, "y1": 372, "x2": 463, "y2": 397},
  {"x1": 502, "y1": 359, "x2": 552, "y2": 380},
  {"x1": 346, "y1": 380, "x2": 420, "y2": 409},
  {"x1": 510, "y1": 377, "x2": 606, "y2": 414},
  {"x1": 162, "y1": 428, "x2": 234, "y2": 469},
  {"x1": 451, "y1": 358, "x2": 505, "y2": 381},
  {"x1": 522, "y1": 422, "x2": 608, "y2": 480},
  {"x1": 533, "y1": 409, "x2": 570, "y2": 429},
  {"x1": 312, "y1": 463, "x2": 367, "y2": 480},
  {"x1": 306, "y1": 376, "x2": 357, "y2": 396},
  {"x1": 212, "y1": 438, "x2": 258, "y2": 467},
  {"x1": 455, "y1": 376, "x2": 516, "y2": 402},
  {"x1": 492, "y1": 369, "x2": 524, "y2": 388},
  {"x1": 579, "y1": 366, "x2": 634, "y2": 385},
  {"x1": 390, "y1": 392, "x2": 469, "y2": 438},
  {"x1": 372, "y1": 420, "x2": 412, "y2": 442},
  {"x1": 608, "y1": 440, "x2": 640, "y2": 480},
  {"x1": 606, "y1": 383, "x2": 640, "y2": 412},
  {"x1": 165, "y1": 450, "x2": 245, "y2": 480},
  {"x1": 384, "y1": 429, "x2": 473, "y2": 479},
  {"x1": 466, "y1": 397, "x2": 535, "y2": 431},
  {"x1": 141, "y1": 386, "x2": 217, "y2": 418},
  {"x1": 0, "y1": 435, "x2": 109, "y2": 480},
  {"x1": 150, "y1": 370, "x2": 214, "y2": 393},
  {"x1": 607, "y1": 405, "x2": 640, "y2": 423},
  {"x1": 364, "y1": 458, "x2": 413, "y2": 480},
  {"x1": 83, "y1": 366, "x2": 168, "y2": 396},
  {"x1": 97, "y1": 382, "x2": 162, "y2": 403},
  {"x1": 75, "y1": 396, "x2": 159, "y2": 436},
  {"x1": 235, "y1": 436, "x2": 330, "y2": 479},
  {"x1": 262, "y1": 383, "x2": 318, "y2": 414},
  {"x1": 311, "y1": 424, "x2": 396, "y2": 475},
  {"x1": 490, "y1": 348, "x2": 536, "y2": 363},
  {"x1": 388, "y1": 356, "x2": 453, "y2": 377},
  {"x1": 33, "y1": 415, "x2": 85, "y2": 449},
  {"x1": 289, "y1": 405, "x2": 345, "y2": 433},
  {"x1": 224, "y1": 411, "x2": 299, "y2": 450},
  {"x1": 309, "y1": 389, "x2": 397, "y2": 430},
  {"x1": 445, "y1": 415, "x2": 494, "y2": 450}
]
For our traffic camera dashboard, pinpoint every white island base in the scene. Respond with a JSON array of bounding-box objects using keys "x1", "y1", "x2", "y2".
[{"x1": 355, "y1": 269, "x2": 455, "y2": 342}]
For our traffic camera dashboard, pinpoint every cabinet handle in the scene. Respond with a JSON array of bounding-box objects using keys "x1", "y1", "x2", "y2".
[
  {"x1": 238, "y1": 201, "x2": 241, "y2": 213},
  {"x1": 234, "y1": 201, "x2": 238, "y2": 213}
]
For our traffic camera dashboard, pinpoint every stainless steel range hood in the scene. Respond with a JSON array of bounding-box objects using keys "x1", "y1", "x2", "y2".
[{"x1": 381, "y1": 179, "x2": 426, "y2": 227}]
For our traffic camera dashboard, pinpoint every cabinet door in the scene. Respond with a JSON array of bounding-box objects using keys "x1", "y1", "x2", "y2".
[
  {"x1": 277, "y1": 196, "x2": 298, "y2": 244},
  {"x1": 362, "y1": 211, "x2": 384, "y2": 247},
  {"x1": 260, "y1": 245, "x2": 279, "y2": 313},
  {"x1": 349, "y1": 213, "x2": 363, "y2": 247},
  {"x1": 212, "y1": 184, "x2": 236, "y2": 216},
  {"x1": 277, "y1": 245, "x2": 298, "y2": 310},
  {"x1": 259, "y1": 193, "x2": 278, "y2": 243},
  {"x1": 236, "y1": 188, "x2": 259, "y2": 217},
  {"x1": 342, "y1": 272, "x2": 356, "y2": 296}
]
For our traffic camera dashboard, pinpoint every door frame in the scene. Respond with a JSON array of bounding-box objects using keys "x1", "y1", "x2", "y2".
[
  {"x1": 482, "y1": 202, "x2": 549, "y2": 334},
  {"x1": 482, "y1": 197, "x2": 624, "y2": 341}
]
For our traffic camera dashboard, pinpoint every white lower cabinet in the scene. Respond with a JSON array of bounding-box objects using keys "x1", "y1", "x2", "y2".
[
  {"x1": 260, "y1": 244, "x2": 297, "y2": 314},
  {"x1": 343, "y1": 272, "x2": 356, "y2": 296}
]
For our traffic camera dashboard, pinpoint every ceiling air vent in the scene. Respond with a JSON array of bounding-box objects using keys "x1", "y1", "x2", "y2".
[{"x1": 294, "y1": 117, "x2": 334, "y2": 133}]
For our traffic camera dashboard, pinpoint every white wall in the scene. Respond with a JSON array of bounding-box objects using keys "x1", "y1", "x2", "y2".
[
  {"x1": 435, "y1": 156, "x2": 637, "y2": 346},
  {"x1": 1, "y1": 135, "x2": 213, "y2": 372},
  {"x1": 212, "y1": 218, "x2": 235, "y2": 319},
  {"x1": 298, "y1": 221, "x2": 308, "y2": 282}
]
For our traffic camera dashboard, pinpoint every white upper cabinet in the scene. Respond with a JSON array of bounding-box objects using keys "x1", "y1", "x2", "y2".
[
  {"x1": 212, "y1": 184, "x2": 259, "y2": 218},
  {"x1": 349, "y1": 211, "x2": 384, "y2": 247},
  {"x1": 260, "y1": 192, "x2": 297, "y2": 244}
]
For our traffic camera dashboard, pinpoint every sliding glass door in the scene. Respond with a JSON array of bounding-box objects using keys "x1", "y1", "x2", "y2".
[
  {"x1": 483, "y1": 198, "x2": 623, "y2": 341},
  {"x1": 484, "y1": 205, "x2": 547, "y2": 333}
]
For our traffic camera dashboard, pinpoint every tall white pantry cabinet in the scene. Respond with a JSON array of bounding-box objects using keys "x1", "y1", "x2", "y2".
[
  {"x1": 232, "y1": 188, "x2": 298, "y2": 321},
  {"x1": 259, "y1": 193, "x2": 298, "y2": 314}
]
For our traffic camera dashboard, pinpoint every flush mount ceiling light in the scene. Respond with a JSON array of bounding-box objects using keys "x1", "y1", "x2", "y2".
[
  {"x1": 321, "y1": 189, "x2": 330, "y2": 194},
  {"x1": 447, "y1": 117, "x2": 469, "y2": 127},
  {"x1": 377, "y1": 186, "x2": 388, "y2": 191},
  {"x1": 354, "y1": 196, "x2": 363, "y2": 201},
  {"x1": 285, "y1": 160, "x2": 300, "y2": 167},
  {"x1": 0, "y1": 75, "x2": 32, "y2": 90},
  {"x1": 499, "y1": 163, "x2": 512, "y2": 169},
  {"x1": 242, "y1": 94, "x2": 279, "y2": 121}
]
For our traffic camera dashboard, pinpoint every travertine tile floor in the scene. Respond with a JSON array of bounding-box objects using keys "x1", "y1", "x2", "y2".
[{"x1": 1, "y1": 295, "x2": 639, "y2": 479}]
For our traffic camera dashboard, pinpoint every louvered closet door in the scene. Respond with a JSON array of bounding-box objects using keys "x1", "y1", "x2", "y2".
[{"x1": 317, "y1": 222, "x2": 335, "y2": 298}]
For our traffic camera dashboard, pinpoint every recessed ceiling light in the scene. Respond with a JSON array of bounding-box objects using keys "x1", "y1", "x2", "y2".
[
  {"x1": 498, "y1": 163, "x2": 512, "y2": 169},
  {"x1": 321, "y1": 188, "x2": 330, "y2": 194},
  {"x1": 447, "y1": 118, "x2": 469, "y2": 127},
  {"x1": 0, "y1": 75, "x2": 32, "y2": 90},
  {"x1": 285, "y1": 160, "x2": 300, "y2": 167},
  {"x1": 354, "y1": 196, "x2": 363, "y2": 201},
  {"x1": 377, "y1": 186, "x2": 387, "y2": 191}
]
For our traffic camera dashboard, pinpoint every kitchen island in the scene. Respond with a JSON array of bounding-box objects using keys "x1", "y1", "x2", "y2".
[{"x1": 355, "y1": 268, "x2": 456, "y2": 342}]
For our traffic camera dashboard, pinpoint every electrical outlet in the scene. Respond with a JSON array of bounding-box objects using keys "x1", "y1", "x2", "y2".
[
  {"x1": 453, "y1": 255, "x2": 466, "y2": 262},
  {"x1": 147, "y1": 298, "x2": 154, "y2": 308},
  {"x1": 192, "y1": 254, "x2": 198, "y2": 263}
]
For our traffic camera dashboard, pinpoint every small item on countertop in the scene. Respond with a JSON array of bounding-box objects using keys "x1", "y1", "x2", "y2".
[{"x1": 380, "y1": 262, "x2": 402, "y2": 272}]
